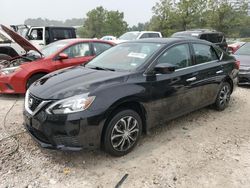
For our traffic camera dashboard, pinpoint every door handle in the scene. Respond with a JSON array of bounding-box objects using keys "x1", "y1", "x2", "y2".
[
  {"x1": 39, "y1": 43, "x2": 44, "y2": 45},
  {"x1": 186, "y1": 77, "x2": 197, "y2": 82},
  {"x1": 216, "y1": 70, "x2": 223, "y2": 74}
]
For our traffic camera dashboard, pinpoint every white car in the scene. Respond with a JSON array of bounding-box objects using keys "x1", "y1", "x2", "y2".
[
  {"x1": 0, "y1": 28, "x2": 26, "y2": 60},
  {"x1": 101, "y1": 35, "x2": 117, "y2": 41},
  {"x1": 114, "y1": 31, "x2": 162, "y2": 44}
]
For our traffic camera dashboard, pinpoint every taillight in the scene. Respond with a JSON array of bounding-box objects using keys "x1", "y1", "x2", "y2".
[{"x1": 235, "y1": 60, "x2": 240, "y2": 69}]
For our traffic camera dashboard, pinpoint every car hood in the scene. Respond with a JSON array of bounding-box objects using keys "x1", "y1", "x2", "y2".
[
  {"x1": 29, "y1": 66, "x2": 130, "y2": 100},
  {"x1": 234, "y1": 54, "x2": 250, "y2": 67},
  {"x1": 0, "y1": 24, "x2": 42, "y2": 56}
]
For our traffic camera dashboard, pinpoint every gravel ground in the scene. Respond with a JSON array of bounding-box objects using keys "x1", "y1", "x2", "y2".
[{"x1": 0, "y1": 87, "x2": 250, "y2": 188}]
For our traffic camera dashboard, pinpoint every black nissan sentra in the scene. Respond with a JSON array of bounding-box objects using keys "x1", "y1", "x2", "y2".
[{"x1": 24, "y1": 38, "x2": 239, "y2": 156}]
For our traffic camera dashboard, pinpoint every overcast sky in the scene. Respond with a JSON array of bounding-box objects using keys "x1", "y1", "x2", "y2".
[{"x1": 0, "y1": 0, "x2": 159, "y2": 26}]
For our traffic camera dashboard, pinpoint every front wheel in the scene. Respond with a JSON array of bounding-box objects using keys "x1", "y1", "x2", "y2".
[
  {"x1": 214, "y1": 82, "x2": 231, "y2": 111},
  {"x1": 103, "y1": 109, "x2": 142, "y2": 156}
]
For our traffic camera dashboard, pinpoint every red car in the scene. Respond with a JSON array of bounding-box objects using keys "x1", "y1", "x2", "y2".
[{"x1": 0, "y1": 25, "x2": 114, "y2": 94}]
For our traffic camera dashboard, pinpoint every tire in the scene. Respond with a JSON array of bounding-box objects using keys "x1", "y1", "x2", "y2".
[
  {"x1": 103, "y1": 109, "x2": 142, "y2": 156},
  {"x1": 26, "y1": 73, "x2": 46, "y2": 89},
  {"x1": 0, "y1": 54, "x2": 11, "y2": 61},
  {"x1": 214, "y1": 82, "x2": 231, "y2": 111}
]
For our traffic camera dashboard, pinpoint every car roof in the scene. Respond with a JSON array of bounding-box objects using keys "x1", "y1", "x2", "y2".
[
  {"x1": 127, "y1": 31, "x2": 161, "y2": 34},
  {"x1": 55, "y1": 38, "x2": 115, "y2": 45},
  {"x1": 174, "y1": 30, "x2": 224, "y2": 36},
  {"x1": 124, "y1": 37, "x2": 211, "y2": 45}
]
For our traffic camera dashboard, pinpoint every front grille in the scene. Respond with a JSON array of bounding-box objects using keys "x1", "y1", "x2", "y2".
[
  {"x1": 53, "y1": 135, "x2": 80, "y2": 147},
  {"x1": 28, "y1": 94, "x2": 43, "y2": 112}
]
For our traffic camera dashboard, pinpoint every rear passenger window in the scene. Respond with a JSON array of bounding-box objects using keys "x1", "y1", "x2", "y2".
[
  {"x1": 157, "y1": 44, "x2": 192, "y2": 69},
  {"x1": 193, "y1": 44, "x2": 218, "y2": 64},
  {"x1": 149, "y1": 33, "x2": 160, "y2": 38},
  {"x1": 140, "y1": 33, "x2": 150, "y2": 39},
  {"x1": 93, "y1": 43, "x2": 112, "y2": 55}
]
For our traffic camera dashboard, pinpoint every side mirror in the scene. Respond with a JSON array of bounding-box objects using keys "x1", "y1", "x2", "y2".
[
  {"x1": 154, "y1": 63, "x2": 176, "y2": 74},
  {"x1": 57, "y1": 53, "x2": 68, "y2": 60}
]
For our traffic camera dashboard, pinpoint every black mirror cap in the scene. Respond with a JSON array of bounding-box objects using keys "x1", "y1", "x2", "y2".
[{"x1": 154, "y1": 63, "x2": 176, "y2": 74}]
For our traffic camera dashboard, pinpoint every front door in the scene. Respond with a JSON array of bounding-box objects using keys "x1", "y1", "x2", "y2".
[
  {"x1": 147, "y1": 43, "x2": 200, "y2": 127},
  {"x1": 54, "y1": 42, "x2": 94, "y2": 70}
]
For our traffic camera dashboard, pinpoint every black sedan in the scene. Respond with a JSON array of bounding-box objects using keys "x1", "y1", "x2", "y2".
[
  {"x1": 233, "y1": 42, "x2": 250, "y2": 85},
  {"x1": 24, "y1": 38, "x2": 239, "y2": 156}
]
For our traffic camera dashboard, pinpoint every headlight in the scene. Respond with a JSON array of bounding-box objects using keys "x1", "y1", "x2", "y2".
[
  {"x1": 1, "y1": 66, "x2": 21, "y2": 75},
  {"x1": 46, "y1": 94, "x2": 95, "y2": 114}
]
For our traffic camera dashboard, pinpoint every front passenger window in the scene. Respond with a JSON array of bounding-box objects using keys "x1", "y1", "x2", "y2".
[
  {"x1": 63, "y1": 43, "x2": 90, "y2": 58},
  {"x1": 157, "y1": 44, "x2": 192, "y2": 69}
]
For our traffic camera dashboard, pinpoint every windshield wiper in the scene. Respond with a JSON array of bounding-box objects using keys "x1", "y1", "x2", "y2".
[{"x1": 88, "y1": 66, "x2": 115, "y2": 71}]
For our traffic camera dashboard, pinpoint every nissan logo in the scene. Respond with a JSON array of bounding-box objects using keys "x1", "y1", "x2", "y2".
[{"x1": 28, "y1": 98, "x2": 33, "y2": 108}]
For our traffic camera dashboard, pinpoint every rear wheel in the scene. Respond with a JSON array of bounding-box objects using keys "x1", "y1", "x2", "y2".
[
  {"x1": 214, "y1": 82, "x2": 231, "y2": 111},
  {"x1": 103, "y1": 109, "x2": 142, "y2": 156},
  {"x1": 26, "y1": 73, "x2": 46, "y2": 89}
]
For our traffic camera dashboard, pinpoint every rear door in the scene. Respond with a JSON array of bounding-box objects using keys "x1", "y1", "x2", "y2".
[
  {"x1": 54, "y1": 42, "x2": 94, "y2": 69},
  {"x1": 191, "y1": 43, "x2": 224, "y2": 106}
]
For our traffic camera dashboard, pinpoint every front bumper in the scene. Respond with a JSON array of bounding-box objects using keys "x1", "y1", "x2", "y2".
[
  {"x1": 23, "y1": 108, "x2": 105, "y2": 151},
  {"x1": 0, "y1": 74, "x2": 26, "y2": 94}
]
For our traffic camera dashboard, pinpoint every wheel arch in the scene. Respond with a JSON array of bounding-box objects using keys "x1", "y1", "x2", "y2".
[
  {"x1": 0, "y1": 46, "x2": 19, "y2": 57},
  {"x1": 26, "y1": 71, "x2": 49, "y2": 88},
  {"x1": 100, "y1": 98, "x2": 147, "y2": 147},
  {"x1": 223, "y1": 75, "x2": 234, "y2": 93}
]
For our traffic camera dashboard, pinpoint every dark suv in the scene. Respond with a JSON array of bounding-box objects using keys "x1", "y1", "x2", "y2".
[
  {"x1": 24, "y1": 38, "x2": 239, "y2": 156},
  {"x1": 172, "y1": 30, "x2": 228, "y2": 51}
]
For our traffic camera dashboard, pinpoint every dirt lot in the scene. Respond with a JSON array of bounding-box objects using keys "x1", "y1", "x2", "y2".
[{"x1": 0, "y1": 87, "x2": 250, "y2": 188}]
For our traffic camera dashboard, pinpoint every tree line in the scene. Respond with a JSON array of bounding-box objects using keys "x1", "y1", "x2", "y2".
[{"x1": 25, "y1": 0, "x2": 250, "y2": 38}]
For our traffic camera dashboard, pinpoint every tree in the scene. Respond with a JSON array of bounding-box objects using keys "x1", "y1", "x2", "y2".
[
  {"x1": 148, "y1": 0, "x2": 250, "y2": 37},
  {"x1": 82, "y1": 6, "x2": 128, "y2": 38},
  {"x1": 104, "y1": 11, "x2": 128, "y2": 37}
]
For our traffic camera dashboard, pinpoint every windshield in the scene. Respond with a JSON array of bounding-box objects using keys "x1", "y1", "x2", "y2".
[
  {"x1": 40, "y1": 40, "x2": 69, "y2": 57},
  {"x1": 235, "y1": 43, "x2": 250, "y2": 56},
  {"x1": 119, "y1": 32, "x2": 140, "y2": 40},
  {"x1": 86, "y1": 42, "x2": 162, "y2": 71}
]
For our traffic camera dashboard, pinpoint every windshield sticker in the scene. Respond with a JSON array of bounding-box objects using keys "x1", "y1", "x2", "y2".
[{"x1": 128, "y1": 52, "x2": 147, "y2": 59}]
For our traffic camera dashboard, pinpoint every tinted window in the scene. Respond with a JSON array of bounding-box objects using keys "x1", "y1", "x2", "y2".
[
  {"x1": 157, "y1": 44, "x2": 192, "y2": 69},
  {"x1": 201, "y1": 33, "x2": 224, "y2": 43},
  {"x1": 52, "y1": 29, "x2": 73, "y2": 41},
  {"x1": 149, "y1": 33, "x2": 160, "y2": 38},
  {"x1": 140, "y1": 33, "x2": 150, "y2": 39},
  {"x1": 193, "y1": 44, "x2": 218, "y2": 64},
  {"x1": 30, "y1": 28, "x2": 43, "y2": 40},
  {"x1": 93, "y1": 42, "x2": 112, "y2": 55},
  {"x1": 63, "y1": 43, "x2": 90, "y2": 58}
]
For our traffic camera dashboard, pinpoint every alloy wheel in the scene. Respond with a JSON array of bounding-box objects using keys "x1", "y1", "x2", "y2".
[
  {"x1": 110, "y1": 116, "x2": 139, "y2": 152},
  {"x1": 219, "y1": 85, "x2": 230, "y2": 106}
]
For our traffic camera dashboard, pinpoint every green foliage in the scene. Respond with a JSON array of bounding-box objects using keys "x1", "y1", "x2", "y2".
[
  {"x1": 81, "y1": 6, "x2": 128, "y2": 38},
  {"x1": 148, "y1": 0, "x2": 250, "y2": 37}
]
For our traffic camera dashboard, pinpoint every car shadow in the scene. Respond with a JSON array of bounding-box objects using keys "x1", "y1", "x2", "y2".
[{"x1": 0, "y1": 94, "x2": 24, "y2": 100}]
